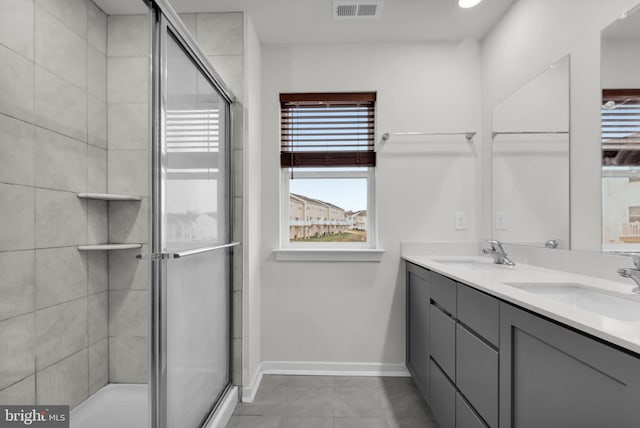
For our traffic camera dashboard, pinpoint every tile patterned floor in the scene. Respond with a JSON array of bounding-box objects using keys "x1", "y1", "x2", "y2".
[{"x1": 225, "y1": 375, "x2": 438, "y2": 428}]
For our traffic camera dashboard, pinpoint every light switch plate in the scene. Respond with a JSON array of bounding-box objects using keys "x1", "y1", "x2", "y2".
[
  {"x1": 455, "y1": 211, "x2": 467, "y2": 230},
  {"x1": 495, "y1": 211, "x2": 507, "y2": 230}
]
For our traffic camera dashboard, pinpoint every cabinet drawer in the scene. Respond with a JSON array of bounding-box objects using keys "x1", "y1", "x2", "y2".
[
  {"x1": 430, "y1": 304, "x2": 456, "y2": 381},
  {"x1": 430, "y1": 358, "x2": 456, "y2": 428},
  {"x1": 457, "y1": 284, "x2": 499, "y2": 347},
  {"x1": 456, "y1": 324, "x2": 498, "y2": 428},
  {"x1": 456, "y1": 393, "x2": 488, "y2": 428},
  {"x1": 430, "y1": 271, "x2": 457, "y2": 316}
]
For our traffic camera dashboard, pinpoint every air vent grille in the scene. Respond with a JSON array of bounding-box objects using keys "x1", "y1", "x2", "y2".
[
  {"x1": 336, "y1": 4, "x2": 357, "y2": 17},
  {"x1": 333, "y1": 0, "x2": 383, "y2": 19},
  {"x1": 357, "y1": 4, "x2": 378, "y2": 16}
]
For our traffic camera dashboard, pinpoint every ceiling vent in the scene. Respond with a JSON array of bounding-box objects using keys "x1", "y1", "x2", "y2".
[{"x1": 333, "y1": 0, "x2": 384, "y2": 19}]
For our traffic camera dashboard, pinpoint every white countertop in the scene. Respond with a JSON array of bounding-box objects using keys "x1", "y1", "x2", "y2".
[{"x1": 403, "y1": 254, "x2": 640, "y2": 355}]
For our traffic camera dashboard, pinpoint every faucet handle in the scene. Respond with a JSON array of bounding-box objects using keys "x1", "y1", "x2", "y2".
[
  {"x1": 486, "y1": 239, "x2": 504, "y2": 252},
  {"x1": 544, "y1": 239, "x2": 560, "y2": 249}
]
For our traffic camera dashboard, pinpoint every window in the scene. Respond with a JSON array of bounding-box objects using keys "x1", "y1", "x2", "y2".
[
  {"x1": 602, "y1": 89, "x2": 640, "y2": 168},
  {"x1": 280, "y1": 92, "x2": 377, "y2": 249},
  {"x1": 601, "y1": 89, "x2": 640, "y2": 249}
]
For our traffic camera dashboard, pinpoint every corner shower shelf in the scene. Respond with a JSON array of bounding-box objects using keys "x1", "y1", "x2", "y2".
[
  {"x1": 77, "y1": 193, "x2": 142, "y2": 201},
  {"x1": 78, "y1": 244, "x2": 143, "y2": 251},
  {"x1": 76, "y1": 194, "x2": 143, "y2": 252}
]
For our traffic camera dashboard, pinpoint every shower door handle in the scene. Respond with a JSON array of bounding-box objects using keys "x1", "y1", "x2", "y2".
[
  {"x1": 136, "y1": 252, "x2": 171, "y2": 260},
  {"x1": 136, "y1": 243, "x2": 239, "y2": 260},
  {"x1": 171, "y1": 242, "x2": 240, "y2": 259}
]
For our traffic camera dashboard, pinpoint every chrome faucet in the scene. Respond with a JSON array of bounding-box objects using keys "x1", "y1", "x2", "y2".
[
  {"x1": 544, "y1": 239, "x2": 560, "y2": 249},
  {"x1": 482, "y1": 240, "x2": 516, "y2": 266},
  {"x1": 617, "y1": 254, "x2": 640, "y2": 294}
]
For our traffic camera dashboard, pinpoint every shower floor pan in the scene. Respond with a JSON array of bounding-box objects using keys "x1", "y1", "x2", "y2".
[{"x1": 70, "y1": 384, "x2": 148, "y2": 428}]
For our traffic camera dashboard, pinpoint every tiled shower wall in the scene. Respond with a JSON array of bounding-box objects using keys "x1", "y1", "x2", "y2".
[
  {"x1": 106, "y1": 14, "x2": 150, "y2": 384},
  {"x1": 0, "y1": 0, "x2": 110, "y2": 407},
  {"x1": 0, "y1": 3, "x2": 245, "y2": 406}
]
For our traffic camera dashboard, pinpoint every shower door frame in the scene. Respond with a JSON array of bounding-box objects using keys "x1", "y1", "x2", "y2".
[{"x1": 147, "y1": 1, "x2": 237, "y2": 427}]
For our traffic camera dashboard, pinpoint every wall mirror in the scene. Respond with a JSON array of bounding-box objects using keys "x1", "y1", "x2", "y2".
[
  {"x1": 491, "y1": 55, "x2": 571, "y2": 249},
  {"x1": 601, "y1": 7, "x2": 640, "y2": 253}
]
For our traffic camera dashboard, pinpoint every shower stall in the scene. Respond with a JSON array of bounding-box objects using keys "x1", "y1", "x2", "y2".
[{"x1": 0, "y1": 0, "x2": 238, "y2": 427}]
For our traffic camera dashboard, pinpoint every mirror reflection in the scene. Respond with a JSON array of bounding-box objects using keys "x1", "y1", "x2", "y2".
[
  {"x1": 601, "y1": 9, "x2": 640, "y2": 252},
  {"x1": 492, "y1": 56, "x2": 570, "y2": 249}
]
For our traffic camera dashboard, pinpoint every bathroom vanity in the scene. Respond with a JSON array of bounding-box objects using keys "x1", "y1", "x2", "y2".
[{"x1": 405, "y1": 255, "x2": 640, "y2": 428}]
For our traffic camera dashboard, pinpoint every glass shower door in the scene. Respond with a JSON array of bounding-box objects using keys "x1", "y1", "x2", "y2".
[{"x1": 158, "y1": 28, "x2": 233, "y2": 428}]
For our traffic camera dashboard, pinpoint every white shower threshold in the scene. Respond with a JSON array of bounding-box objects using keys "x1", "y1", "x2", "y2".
[
  {"x1": 70, "y1": 383, "x2": 238, "y2": 428},
  {"x1": 71, "y1": 384, "x2": 148, "y2": 428}
]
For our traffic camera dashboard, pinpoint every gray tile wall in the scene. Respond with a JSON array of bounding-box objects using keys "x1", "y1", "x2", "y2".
[
  {"x1": 0, "y1": 4, "x2": 245, "y2": 406},
  {"x1": 106, "y1": 14, "x2": 150, "y2": 384},
  {"x1": 0, "y1": 0, "x2": 109, "y2": 407}
]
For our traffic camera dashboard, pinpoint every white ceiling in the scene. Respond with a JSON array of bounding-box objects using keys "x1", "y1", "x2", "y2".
[{"x1": 93, "y1": 0, "x2": 515, "y2": 44}]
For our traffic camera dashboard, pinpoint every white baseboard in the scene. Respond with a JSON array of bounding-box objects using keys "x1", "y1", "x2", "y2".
[
  {"x1": 262, "y1": 361, "x2": 410, "y2": 377},
  {"x1": 241, "y1": 363, "x2": 264, "y2": 403},
  {"x1": 241, "y1": 361, "x2": 410, "y2": 403},
  {"x1": 203, "y1": 386, "x2": 237, "y2": 428}
]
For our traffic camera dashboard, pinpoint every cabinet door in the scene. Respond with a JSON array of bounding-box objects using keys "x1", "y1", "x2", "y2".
[
  {"x1": 430, "y1": 304, "x2": 456, "y2": 381},
  {"x1": 500, "y1": 302, "x2": 640, "y2": 428},
  {"x1": 430, "y1": 271, "x2": 457, "y2": 316},
  {"x1": 457, "y1": 283, "x2": 499, "y2": 347},
  {"x1": 456, "y1": 393, "x2": 488, "y2": 428},
  {"x1": 407, "y1": 263, "x2": 430, "y2": 403},
  {"x1": 456, "y1": 324, "x2": 498, "y2": 428},
  {"x1": 431, "y1": 358, "x2": 456, "y2": 428}
]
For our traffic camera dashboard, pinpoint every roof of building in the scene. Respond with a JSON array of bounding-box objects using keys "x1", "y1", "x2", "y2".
[
  {"x1": 347, "y1": 210, "x2": 367, "y2": 218},
  {"x1": 167, "y1": 211, "x2": 217, "y2": 223},
  {"x1": 290, "y1": 193, "x2": 345, "y2": 212}
]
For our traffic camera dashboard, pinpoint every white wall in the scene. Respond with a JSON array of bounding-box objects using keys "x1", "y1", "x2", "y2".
[
  {"x1": 602, "y1": 38, "x2": 640, "y2": 88},
  {"x1": 260, "y1": 42, "x2": 481, "y2": 365},
  {"x1": 481, "y1": 0, "x2": 640, "y2": 251}
]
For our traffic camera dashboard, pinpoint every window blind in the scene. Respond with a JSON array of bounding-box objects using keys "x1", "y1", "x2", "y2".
[
  {"x1": 280, "y1": 92, "x2": 376, "y2": 168},
  {"x1": 602, "y1": 89, "x2": 640, "y2": 166},
  {"x1": 166, "y1": 106, "x2": 221, "y2": 179}
]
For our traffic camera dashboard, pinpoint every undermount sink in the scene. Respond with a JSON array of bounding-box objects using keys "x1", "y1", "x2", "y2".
[
  {"x1": 504, "y1": 282, "x2": 640, "y2": 322},
  {"x1": 432, "y1": 258, "x2": 511, "y2": 270}
]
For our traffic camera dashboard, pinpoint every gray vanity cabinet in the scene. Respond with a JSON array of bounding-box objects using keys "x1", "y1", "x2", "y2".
[
  {"x1": 430, "y1": 358, "x2": 457, "y2": 428},
  {"x1": 406, "y1": 262, "x2": 431, "y2": 403},
  {"x1": 427, "y1": 269, "x2": 499, "y2": 428},
  {"x1": 456, "y1": 393, "x2": 488, "y2": 428},
  {"x1": 407, "y1": 262, "x2": 640, "y2": 428},
  {"x1": 430, "y1": 304, "x2": 456, "y2": 381},
  {"x1": 499, "y1": 303, "x2": 640, "y2": 428},
  {"x1": 456, "y1": 324, "x2": 498, "y2": 427}
]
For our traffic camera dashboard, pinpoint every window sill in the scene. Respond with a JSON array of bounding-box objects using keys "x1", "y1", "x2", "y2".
[{"x1": 273, "y1": 248, "x2": 385, "y2": 262}]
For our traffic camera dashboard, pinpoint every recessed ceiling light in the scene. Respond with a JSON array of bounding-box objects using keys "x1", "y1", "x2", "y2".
[{"x1": 458, "y1": 0, "x2": 482, "y2": 8}]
